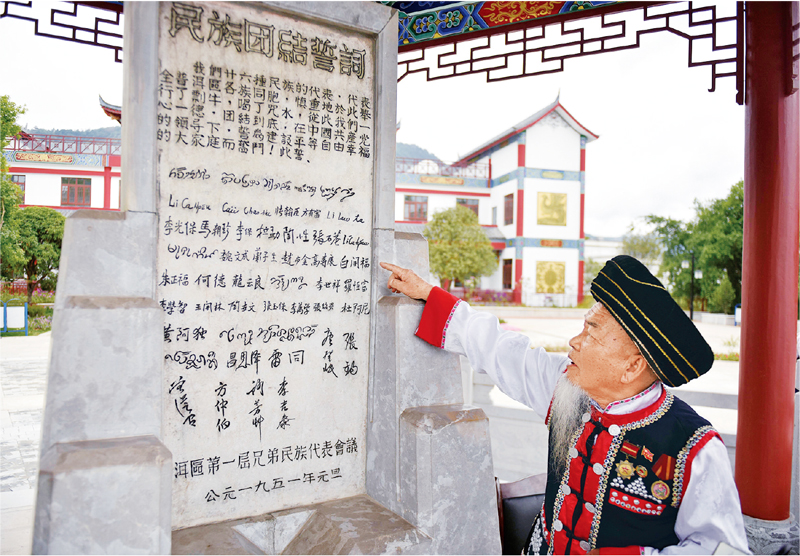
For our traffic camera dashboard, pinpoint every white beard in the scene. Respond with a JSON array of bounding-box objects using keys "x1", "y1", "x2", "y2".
[{"x1": 548, "y1": 373, "x2": 592, "y2": 475}]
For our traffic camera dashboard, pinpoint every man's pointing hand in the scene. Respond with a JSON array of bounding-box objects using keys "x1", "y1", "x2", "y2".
[{"x1": 379, "y1": 262, "x2": 434, "y2": 301}]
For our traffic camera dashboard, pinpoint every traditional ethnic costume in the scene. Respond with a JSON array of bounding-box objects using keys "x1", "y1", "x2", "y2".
[{"x1": 413, "y1": 256, "x2": 749, "y2": 554}]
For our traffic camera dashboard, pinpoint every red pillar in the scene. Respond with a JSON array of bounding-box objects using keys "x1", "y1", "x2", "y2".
[
  {"x1": 103, "y1": 158, "x2": 112, "y2": 210},
  {"x1": 736, "y1": 1, "x2": 799, "y2": 521},
  {"x1": 578, "y1": 138, "x2": 587, "y2": 304},
  {"x1": 514, "y1": 141, "x2": 526, "y2": 305}
]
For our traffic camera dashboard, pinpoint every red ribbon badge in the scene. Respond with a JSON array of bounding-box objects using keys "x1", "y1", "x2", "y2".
[{"x1": 653, "y1": 454, "x2": 676, "y2": 481}]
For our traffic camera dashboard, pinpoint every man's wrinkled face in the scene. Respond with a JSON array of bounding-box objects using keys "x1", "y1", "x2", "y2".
[{"x1": 566, "y1": 302, "x2": 641, "y2": 406}]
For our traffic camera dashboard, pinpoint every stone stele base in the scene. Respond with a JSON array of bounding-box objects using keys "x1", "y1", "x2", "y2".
[
  {"x1": 744, "y1": 514, "x2": 799, "y2": 555},
  {"x1": 172, "y1": 495, "x2": 431, "y2": 554}
]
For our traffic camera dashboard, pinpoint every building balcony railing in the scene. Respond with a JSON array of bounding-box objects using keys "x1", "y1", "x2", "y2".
[
  {"x1": 9, "y1": 134, "x2": 121, "y2": 156},
  {"x1": 396, "y1": 157, "x2": 490, "y2": 179}
]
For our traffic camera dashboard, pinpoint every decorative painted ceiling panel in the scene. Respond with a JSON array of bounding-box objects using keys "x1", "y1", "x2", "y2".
[{"x1": 381, "y1": 1, "x2": 618, "y2": 47}]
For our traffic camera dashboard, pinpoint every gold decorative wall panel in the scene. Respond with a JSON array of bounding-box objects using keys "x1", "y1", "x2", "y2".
[
  {"x1": 537, "y1": 192, "x2": 567, "y2": 226},
  {"x1": 536, "y1": 261, "x2": 566, "y2": 293}
]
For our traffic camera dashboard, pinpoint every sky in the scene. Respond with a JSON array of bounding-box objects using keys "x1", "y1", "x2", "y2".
[{"x1": 0, "y1": 1, "x2": 744, "y2": 237}]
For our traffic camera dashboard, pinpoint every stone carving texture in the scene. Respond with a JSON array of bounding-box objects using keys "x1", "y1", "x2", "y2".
[{"x1": 156, "y1": 1, "x2": 376, "y2": 527}]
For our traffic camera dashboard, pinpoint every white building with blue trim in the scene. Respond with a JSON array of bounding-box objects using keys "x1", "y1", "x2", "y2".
[{"x1": 395, "y1": 97, "x2": 598, "y2": 306}]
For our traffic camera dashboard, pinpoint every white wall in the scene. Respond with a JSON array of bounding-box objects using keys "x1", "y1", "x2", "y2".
[
  {"x1": 481, "y1": 262, "x2": 504, "y2": 291},
  {"x1": 90, "y1": 176, "x2": 103, "y2": 208},
  {"x1": 523, "y1": 178, "x2": 581, "y2": 239},
  {"x1": 16, "y1": 164, "x2": 110, "y2": 209},
  {"x1": 489, "y1": 181, "x2": 517, "y2": 239},
  {"x1": 22, "y1": 173, "x2": 61, "y2": 207},
  {"x1": 584, "y1": 239, "x2": 623, "y2": 264},
  {"x1": 524, "y1": 115, "x2": 581, "y2": 172},
  {"x1": 428, "y1": 194, "x2": 460, "y2": 218},
  {"x1": 110, "y1": 176, "x2": 121, "y2": 210},
  {"x1": 486, "y1": 142, "x2": 518, "y2": 179},
  {"x1": 395, "y1": 189, "x2": 490, "y2": 224},
  {"x1": 521, "y1": 246, "x2": 580, "y2": 307},
  {"x1": 480, "y1": 246, "x2": 515, "y2": 291}
]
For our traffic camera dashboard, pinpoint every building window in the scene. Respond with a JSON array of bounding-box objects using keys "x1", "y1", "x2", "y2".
[
  {"x1": 492, "y1": 206, "x2": 497, "y2": 225},
  {"x1": 504, "y1": 193, "x2": 514, "y2": 225},
  {"x1": 61, "y1": 177, "x2": 91, "y2": 206},
  {"x1": 456, "y1": 198, "x2": 479, "y2": 216},
  {"x1": 503, "y1": 259, "x2": 513, "y2": 289},
  {"x1": 404, "y1": 195, "x2": 427, "y2": 221},
  {"x1": 10, "y1": 175, "x2": 26, "y2": 193}
]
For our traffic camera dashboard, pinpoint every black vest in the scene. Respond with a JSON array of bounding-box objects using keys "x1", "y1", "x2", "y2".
[{"x1": 528, "y1": 389, "x2": 718, "y2": 554}]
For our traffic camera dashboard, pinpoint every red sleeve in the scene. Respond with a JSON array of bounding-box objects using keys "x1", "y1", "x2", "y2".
[
  {"x1": 597, "y1": 546, "x2": 642, "y2": 555},
  {"x1": 414, "y1": 287, "x2": 461, "y2": 348}
]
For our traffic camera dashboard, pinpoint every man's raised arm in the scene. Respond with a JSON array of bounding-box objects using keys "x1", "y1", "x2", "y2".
[{"x1": 378, "y1": 261, "x2": 566, "y2": 419}]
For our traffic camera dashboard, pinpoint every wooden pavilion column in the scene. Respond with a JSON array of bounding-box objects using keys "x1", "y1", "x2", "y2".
[{"x1": 736, "y1": 1, "x2": 799, "y2": 521}]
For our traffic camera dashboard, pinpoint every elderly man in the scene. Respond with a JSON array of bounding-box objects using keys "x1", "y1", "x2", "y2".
[{"x1": 380, "y1": 256, "x2": 749, "y2": 555}]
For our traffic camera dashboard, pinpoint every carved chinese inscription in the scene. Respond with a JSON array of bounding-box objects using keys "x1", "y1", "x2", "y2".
[{"x1": 156, "y1": 1, "x2": 374, "y2": 528}]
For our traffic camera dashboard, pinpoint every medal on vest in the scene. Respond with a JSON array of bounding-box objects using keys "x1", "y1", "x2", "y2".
[
  {"x1": 615, "y1": 459, "x2": 635, "y2": 479},
  {"x1": 635, "y1": 465, "x2": 648, "y2": 478},
  {"x1": 621, "y1": 441, "x2": 640, "y2": 458},
  {"x1": 651, "y1": 480, "x2": 670, "y2": 500},
  {"x1": 653, "y1": 454, "x2": 676, "y2": 481}
]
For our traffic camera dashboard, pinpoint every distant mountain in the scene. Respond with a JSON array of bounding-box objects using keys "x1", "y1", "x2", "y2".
[
  {"x1": 24, "y1": 126, "x2": 121, "y2": 139},
  {"x1": 396, "y1": 142, "x2": 442, "y2": 162}
]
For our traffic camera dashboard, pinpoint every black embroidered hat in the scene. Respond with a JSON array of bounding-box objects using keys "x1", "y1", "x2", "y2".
[{"x1": 590, "y1": 255, "x2": 714, "y2": 387}]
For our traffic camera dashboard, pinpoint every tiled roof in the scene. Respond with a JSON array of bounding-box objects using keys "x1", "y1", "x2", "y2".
[{"x1": 455, "y1": 98, "x2": 598, "y2": 165}]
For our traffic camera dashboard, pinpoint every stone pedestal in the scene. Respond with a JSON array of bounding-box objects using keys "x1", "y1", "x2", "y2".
[
  {"x1": 33, "y1": 213, "x2": 171, "y2": 554},
  {"x1": 399, "y1": 405, "x2": 499, "y2": 554},
  {"x1": 366, "y1": 232, "x2": 501, "y2": 554},
  {"x1": 34, "y1": 437, "x2": 171, "y2": 554},
  {"x1": 173, "y1": 495, "x2": 431, "y2": 555},
  {"x1": 743, "y1": 515, "x2": 799, "y2": 555}
]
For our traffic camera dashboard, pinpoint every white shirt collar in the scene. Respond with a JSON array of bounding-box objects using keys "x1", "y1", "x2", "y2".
[{"x1": 592, "y1": 381, "x2": 663, "y2": 415}]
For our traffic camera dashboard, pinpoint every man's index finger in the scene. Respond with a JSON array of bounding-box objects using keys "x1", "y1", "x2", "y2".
[{"x1": 380, "y1": 262, "x2": 402, "y2": 274}]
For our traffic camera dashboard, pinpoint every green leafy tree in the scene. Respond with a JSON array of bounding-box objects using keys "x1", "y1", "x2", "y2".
[
  {"x1": 1, "y1": 180, "x2": 24, "y2": 272},
  {"x1": 1, "y1": 95, "x2": 25, "y2": 150},
  {"x1": 622, "y1": 226, "x2": 661, "y2": 265},
  {"x1": 692, "y1": 180, "x2": 744, "y2": 303},
  {"x1": 647, "y1": 180, "x2": 744, "y2": 309},
  {"x1": 645, "y1": 216, "x2": 694, "y2": 299},
  {"x1": 424, "y1": 205, "x2": 498, "y2": 291},
  {"x1": 1, "y1": 96, "x2": 26, "y2": 275},
  {"x1": 1, "y1": 207, "x2": 65, "y2": 303}
]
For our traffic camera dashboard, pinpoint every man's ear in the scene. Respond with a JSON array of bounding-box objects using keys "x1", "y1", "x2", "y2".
[{"x1": 620, "y1": 354, "x2": 650, "y2": 385}]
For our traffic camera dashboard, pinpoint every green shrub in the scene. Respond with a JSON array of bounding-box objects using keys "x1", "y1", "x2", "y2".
[
  {"x1": 27, "y1": 304, "x2": 53, "y2": 318},
  {"x1": 709, "y1": 276, "x2": 736, "y2": 314}
]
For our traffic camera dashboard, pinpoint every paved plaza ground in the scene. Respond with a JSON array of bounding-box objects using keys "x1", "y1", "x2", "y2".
[
  {"x1": 0, "y1": 311, "x2": 749, "y2": 554},
  {"x1": 1, "y1": 332, "x2": 49, "y2": 555}
]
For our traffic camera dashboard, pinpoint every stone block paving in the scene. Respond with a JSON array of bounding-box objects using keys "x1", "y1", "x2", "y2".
[
  {"x1": 1, "y1": 334, "x2": 50, "y2": 555},
  {"x1": 1, "y1": 359, "x2": 48, "y2": 493}
]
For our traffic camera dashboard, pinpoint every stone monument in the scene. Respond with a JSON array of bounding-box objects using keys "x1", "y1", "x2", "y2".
[{"x1": 33, "y1": 2, "x2": 501, "y2": 554}]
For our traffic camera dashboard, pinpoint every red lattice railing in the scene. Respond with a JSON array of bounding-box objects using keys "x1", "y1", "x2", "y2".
[
  {"x1": 10, "y1": 134, "x2": 121, "y2": 156},
  {"x1": 396, "y1": 157, "x2": 490, "y2": 179}
]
